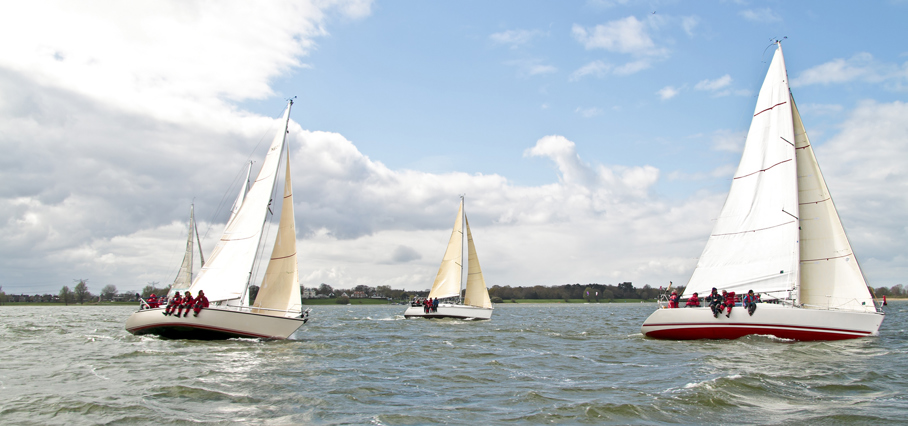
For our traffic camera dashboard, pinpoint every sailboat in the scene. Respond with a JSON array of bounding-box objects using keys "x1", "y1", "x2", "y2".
[
  {"x1": 404, "y1": 196, "x2": 494, "y2": 320},
  {"x1": 164, "y1": 204, "x2": 205, "y2": 299},
  {"x1": 126, "y1": 100, "x2": 309, "y2": 340},
  {"x1": 641, "y1": 43, "x2": 884, "y2": 341}
]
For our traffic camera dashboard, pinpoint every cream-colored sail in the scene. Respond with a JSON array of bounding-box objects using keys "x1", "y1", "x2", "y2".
[
  {"x1": 189, "y1": 104, "x2": 291, "y2": 303},
  {"x1": 428, "y1": 202, "x2": 464, "y2": 300},
  {"x1": 252, "y1": 152, "x2": 302, "y2": 316},
  {"x1": 683, "y1": 45, "x2": 800, "y2": 297},
  {"x1": 463, "y1": 216, "x2": 492, "y2": 309},
  {"x1": 169, "y1": 204, "x2": 197, "y2": 295},
  {"x1": 793, "y1": 97, "x2": 875, "y2": 312}
]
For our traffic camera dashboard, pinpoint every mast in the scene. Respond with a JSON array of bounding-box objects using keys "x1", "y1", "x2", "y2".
[
  {"x1": 460, "y1": 195, "x2": 467, "y2": 302},
  {"x1": 192, "y1": 203, "x2": 205, "y2": 267}
]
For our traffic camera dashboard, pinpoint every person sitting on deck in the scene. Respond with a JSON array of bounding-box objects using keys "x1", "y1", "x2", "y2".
[
  {"x1": 192, "y1": 290, "x2": 209, "y2": 317},
  {"x1": 706, "y1": 288, "x2": 723, "y2": 318},
  {"x1": 176, "y1": 291, "x2": 193, "y2": 317},
  {"x1": 424, "y1": 298, "x2": 430, "y2": 314},
  {"x1": 685, "y1": 292, "x2": 700, "y2": 307},
  {"x1": 147, "y1": 293, "x2": 159, "y2": 309},
  {"x1": 668, "y1": 291, "x2": 679, "y2": 308},
  {"x1": 164, "y1": 292, "x2": 182, "y2": 316},
  {"x1": 723, "y1": 291, "x2": 736, "y2": 318},
  {"x1": 743, "y1": 290, "x2": 758, "y2": 316}
]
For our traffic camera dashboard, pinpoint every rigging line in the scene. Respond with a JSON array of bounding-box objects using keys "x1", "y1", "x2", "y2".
[
  {"x1": 733, "y1": 158, "x2": 792, "y2": 179},
  {"x1": 780, "y1": 136, "x2": 794, "y2": 147}
]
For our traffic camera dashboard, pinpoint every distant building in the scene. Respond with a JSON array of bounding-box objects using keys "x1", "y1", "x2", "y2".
[
  {"x1": 352, "y1": 291, "x2": 366, "y2": 299},
  {"x1": 301, "y1": 287, "x2": 317, "y2": 299}
]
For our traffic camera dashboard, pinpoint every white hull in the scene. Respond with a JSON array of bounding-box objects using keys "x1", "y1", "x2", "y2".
[
  {"x1": 125, "y1": 307, "x2": 307, "y2": 340},
  {"x1": 641, "y1": 303, "x2": 883, "y2": 341},
  {"x1": 404, "y1": 303, "x2": 493, "y2": 320}
]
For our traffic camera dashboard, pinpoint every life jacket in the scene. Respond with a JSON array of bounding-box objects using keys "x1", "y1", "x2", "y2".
[{"x1": 725, "y1": 292, "x2": 736, "y2": 305}]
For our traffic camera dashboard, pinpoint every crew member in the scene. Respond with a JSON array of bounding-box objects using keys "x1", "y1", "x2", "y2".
[
  {"x1": 743, "y1": 290, "x2": 758, "y2": 316},
  {"x1": 193, "y1": 290, "x2": 209, "y2": 316},
  {"x1": 685, "y1": 292, "x2": 700, "y2": 307},
  {"x1": 706, "y1": 288, "x2": 723, "y2": 318},
  {"x1": 164, "y1": 292, "x2": 182, "y2": 316},
  {"x1": 668, "y1": 291, "x2": 679, "y2": 308},
  {"x1": 147, "y1": 293, "x2": 159, "y2": 309},
  {"x1": 177, "y1": 291, "x2": 193, "y2": 317},
  {"x1": 723, "y1": 290, "x2": 736, "y2": 318}
]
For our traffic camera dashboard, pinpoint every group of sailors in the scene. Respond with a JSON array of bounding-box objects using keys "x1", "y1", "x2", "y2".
[
  {"x1": 413, "y1": 297, "x2": 439, "y2": 314},
  {"x1": 141, "y1": 290, "x2": 209, "y2": 317},
  {"x1": 666, "y1": 288, "x2": 759, "y2": 317}
]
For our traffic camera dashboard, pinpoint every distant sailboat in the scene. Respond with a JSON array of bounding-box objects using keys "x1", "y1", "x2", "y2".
[
  {"x1": 166, "y1": 203, "x2": 205, "y2": 299},
  {"x1": 126, "y1": 100, "x2": 308, "y2": 339},
  {"x1": 405, "y1": 196, "x2": 493, "y2": 320},
  {"x1": 641, "y1": 43, "x2": 884, "y2": 341}
]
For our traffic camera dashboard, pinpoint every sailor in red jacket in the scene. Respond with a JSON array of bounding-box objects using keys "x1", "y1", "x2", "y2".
[
  {"x1": 685, "y1": 292, "x2": 700, "y2": 307},
  {"x1": 193, "y1": 290, "x2": 209, "y2": 316},
  {"x1": 724, "y1": 291, "x2": 736, "y2": 318},
  {"x1": 147, "y1": 293, "x2": 159, "y2": 309},
  {"x1": 164, "y1": 292, "x2": 182, "y2": 316},
  {"x1": 177, "y1": 291, "x2": 193, "y2": 317},
  {"x1": 668, "y1": 291, "x2": 679, "y2": 308}
]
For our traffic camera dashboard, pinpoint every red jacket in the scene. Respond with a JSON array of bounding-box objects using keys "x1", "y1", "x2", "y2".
[{"x1": 194, "y1": 295, "x2": 209, "y2": 308}]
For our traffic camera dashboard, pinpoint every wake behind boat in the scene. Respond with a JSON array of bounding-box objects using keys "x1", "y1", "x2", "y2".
[
  {"x1": 405, "y1": 196, "x2": 493, "y2": 320},
  {"x1": 126, "y1": 100, "x2": 308, "y2": 340},
  {"x1": 641, "y1": 43, "x2": 884, "y2": 341}
]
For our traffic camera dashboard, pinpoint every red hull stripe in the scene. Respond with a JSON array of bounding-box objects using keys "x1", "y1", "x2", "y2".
[
  {"x1": 643, "y1": 323, "x2": 872, "y2": 341},
  {"x1": 127, "y1": 322, "x2": 278, "y2": 340},
  {"x1": 643, "y1": 322, "x2": 871, "y2": 335}
]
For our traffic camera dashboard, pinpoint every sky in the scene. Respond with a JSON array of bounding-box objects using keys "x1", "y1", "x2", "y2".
[{"x1": 1, "y1": 0, "x2": 906, "y2": 295}]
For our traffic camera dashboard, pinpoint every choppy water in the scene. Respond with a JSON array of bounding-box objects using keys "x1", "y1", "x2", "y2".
[{"x1": 1, "y1": 302, "x2": 906, "y2": 425}]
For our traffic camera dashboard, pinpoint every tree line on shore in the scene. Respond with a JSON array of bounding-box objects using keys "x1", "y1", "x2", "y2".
[{"x1": 1, "y1": 282, "x2": 904, "y2": 305}]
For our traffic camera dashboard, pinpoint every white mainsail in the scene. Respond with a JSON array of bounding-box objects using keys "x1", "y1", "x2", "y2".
[
  {"x1": 793, "y1": 97, "x2": 876, "y2": 312},
  {"x1": 683, "y1": 44, "x2": 875, "y2": 313},
  {"x1": 227, "y1": 163, "x2": 252, "y2": 226},
  {"x1": 189, "y1": 104, "x2": 293, "y2": 303},
  {"x1": 252, "y1": 151, "x2": 303, "y2": 316},
  {"x1": 428, "y1": 201, "x2": 465, "y2": 300},
  {"x1": 463, "y1": 216, "x2": 492, "y2": 309},
  {"x1": 684, "y1": 45, "x2": 800, "y2": 298}
]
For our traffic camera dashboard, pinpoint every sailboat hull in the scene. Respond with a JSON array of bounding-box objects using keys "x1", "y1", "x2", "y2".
[
  {"x1": 404, "y1": 303, "x2": 493, "y2": 320},
  {"x1": 125, "y1": 307, "x2": 307, "y2": 340},
  {"x1": 641, "y1": 303, "x2": 883, "y2": 341}
]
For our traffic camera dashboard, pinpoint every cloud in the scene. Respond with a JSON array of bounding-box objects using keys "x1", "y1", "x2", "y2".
[
  {"x1": 710, "y1": 129, "x2": 747, "y2": 152},
  {"x1": 572, "y1": 17, "x2": 657, "y2": 54},
  {"x1": 574, "y1": 107, "x2": 603, "y2": 118},
  {"x1": 569, "y1": 60, "x2": 612, "y2": 81},
  {"x1": 791, "y1": 53, "x2": 908, "y2": 89},
  {"x1": 657, "y1": 85, "x2": 681, "y2": 100},
  {"x1": 739, "y1": 8, "x2": 782, "y2": 23},
  {"x1": 389, "y1": 245, "x2": 422, "y2": 263},
  {"x1": 503, "y1": 59, "x2": 558, "y2": 78},
  {"x1": 680, "y1": 16, "x2": 700, "y2": 37},
  {"x1": 490, "y1": 29, "x2": 546, "y2": 48},
  {"x1": 695, "y1": 74, "x2": 732, "y2": 91}
]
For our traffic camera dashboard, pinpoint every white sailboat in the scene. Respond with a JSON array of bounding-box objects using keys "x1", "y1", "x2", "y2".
[
  {"x1": 126, "y1": 100, "x2": 309, "y2": 340},
  {"x1": 405, "y1": 196, "x2": 494, "y2": 320},
  {"x1": 641, "y1": 43, "x2": 884, "y2": 341}
]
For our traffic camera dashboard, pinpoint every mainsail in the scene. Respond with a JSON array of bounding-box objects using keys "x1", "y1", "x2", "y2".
[
  {"x1": 428, "y1": 202, "x2": 465, "y2": 300},
  {"x1": 189, "y1": 103, "x2": 293, "y2": 303},
  {"x1": 683, "y1": 44, "x2": 874, "y2": 313}
]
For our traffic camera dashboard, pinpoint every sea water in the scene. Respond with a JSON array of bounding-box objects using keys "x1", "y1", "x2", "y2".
[{"x1": 0, "y1": 302, "x2": 906, "y2": 424}]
